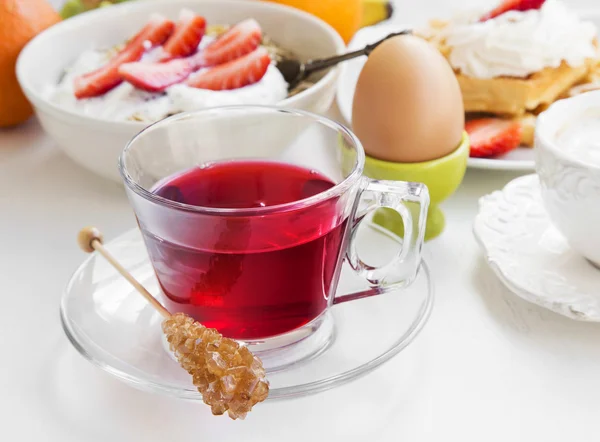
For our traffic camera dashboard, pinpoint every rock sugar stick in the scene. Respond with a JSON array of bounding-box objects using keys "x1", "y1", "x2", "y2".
[{"x1": 77, "y1": 227, "x2": 269, "y2": 420}]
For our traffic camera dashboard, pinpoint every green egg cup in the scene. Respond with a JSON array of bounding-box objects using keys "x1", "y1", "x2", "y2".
[{"x1": 362, "y1": 132, "x2": 469, "y2": 241}]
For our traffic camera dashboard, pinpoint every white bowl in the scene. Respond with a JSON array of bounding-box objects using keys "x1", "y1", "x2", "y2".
[
  {"x1": 16, "y1": 0, "x2": 345, "y2": 183},
  {"x1": 535, "y1": 90, "x2": 600, "y2": 267}
]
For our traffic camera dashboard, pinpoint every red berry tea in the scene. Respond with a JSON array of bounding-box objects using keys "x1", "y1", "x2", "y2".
[{"x1": 143, "y1": 161, "x2": 349, "y2": 339}]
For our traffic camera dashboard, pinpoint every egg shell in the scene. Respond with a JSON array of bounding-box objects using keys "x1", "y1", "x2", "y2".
[{"x1": 352, "y1": 35, "x2": 464, "y2": 163}]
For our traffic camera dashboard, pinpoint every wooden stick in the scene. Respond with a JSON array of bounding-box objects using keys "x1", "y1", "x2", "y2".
[{"x1": 77, "y1": 227, "x2": 171, "y2": 319}]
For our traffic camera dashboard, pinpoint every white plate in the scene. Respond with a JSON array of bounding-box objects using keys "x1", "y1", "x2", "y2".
[
  {"x1": 473, "y1": 174, "x2": 600, "y2": 321},
  {"x1": 335, "y1": 12, "x2": 600, "y2": 172},
  {"x1": 467, "y1": 148, "x2": 535, "y2": 170}
]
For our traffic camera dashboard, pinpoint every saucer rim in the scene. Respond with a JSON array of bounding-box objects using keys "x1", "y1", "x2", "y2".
[{"x1": 60, "y1": 223, "x2": 434, "y2": 401}]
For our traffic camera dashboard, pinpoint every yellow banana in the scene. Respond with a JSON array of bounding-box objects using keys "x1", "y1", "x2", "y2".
[{"x1": 361, "y1": 0, "x2": 394, "y2": 28}]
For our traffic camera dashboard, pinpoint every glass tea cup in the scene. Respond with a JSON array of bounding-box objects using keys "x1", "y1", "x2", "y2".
[{"x1": 119, "y1": 106, "x2": 429, "y2": 370}]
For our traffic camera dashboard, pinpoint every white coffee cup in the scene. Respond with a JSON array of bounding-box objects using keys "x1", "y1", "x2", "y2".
[{"x1": 535, "y1": 91, "x2": 600, "y2": 267}]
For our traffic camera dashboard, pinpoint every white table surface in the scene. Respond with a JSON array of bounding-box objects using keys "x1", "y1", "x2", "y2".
[
  {"x1": 4, "y1": 0, "x2": 600, "y2": 440},
  {"x1": 2, "y1": 104, "x2": 600, "y2": 441}
]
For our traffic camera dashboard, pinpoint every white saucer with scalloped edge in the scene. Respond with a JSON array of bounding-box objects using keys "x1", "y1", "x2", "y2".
[{"x1": 473, "y1": 174, "x2": 600, "y2": 321}]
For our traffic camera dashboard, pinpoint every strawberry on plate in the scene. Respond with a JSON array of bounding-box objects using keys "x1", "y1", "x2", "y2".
[
  {"x1": 480, "y1": 0, "x2": 546, "y2": 22},
  {"x1": 119, "y1": 56, "x2": 202, "y2": 92},
  {"x1": 187, "y1": 47, "x2": 271, "y2": 90},
  {"x1": 160, "y1": 9, "x2": 206, "y2": 61},
  {"x1": 465, "y1": 118, "x2": 522, "y2": 158},
  {"x1": 74, "y1": 14, "x2": 175, "y2": 99},
  {"x1": 200, "y1": 19, "x2": 262, "y2": 67}
]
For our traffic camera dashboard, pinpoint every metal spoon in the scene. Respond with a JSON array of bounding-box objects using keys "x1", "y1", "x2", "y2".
[{"x1": 276, "y1": 30, "x2": 412, "y2": 88}]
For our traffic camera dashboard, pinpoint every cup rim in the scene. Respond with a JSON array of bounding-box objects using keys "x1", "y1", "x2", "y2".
[
  {"x1": 119, "y1": 105, "x2": 365, "y2": 215},
  {"x1": 535, "y1": 90, "x2": 600, "y2": 172}
]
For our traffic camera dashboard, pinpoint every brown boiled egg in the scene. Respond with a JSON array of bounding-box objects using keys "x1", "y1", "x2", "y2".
[{"x1": 352, "y1": 35, "x2": 464, "y2": 163}]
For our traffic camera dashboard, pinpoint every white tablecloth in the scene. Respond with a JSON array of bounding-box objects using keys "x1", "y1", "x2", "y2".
[{"x1": 3, "y1": 1, "x2": 600, "y2": 440}]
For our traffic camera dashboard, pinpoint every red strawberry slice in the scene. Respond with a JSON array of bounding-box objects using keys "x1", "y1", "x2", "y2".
[
  {"x1": 120, "y1": 17, "x2": 263, "y2": 92},
  {"x1": 465, "y1": 118, "x2": 522, "y2": 158},
  {"x1": 74, "y1": 15, "x2": 175, "y2": 99},
  {"x1": 160, "y1": 9, "x2": 206, "y2": 61},
  {"x1": 200, "y1": 19, "x2": 262, "y2": 67},
  {"x1": 480, "y1": 0, "x2": 546, "y2": 21},
  {"x1": 187, "y1": 47, "x2": 271, "y2": 90},
  {"x1": 119, "y1": 57, "x2": 200, "y2": 92}
]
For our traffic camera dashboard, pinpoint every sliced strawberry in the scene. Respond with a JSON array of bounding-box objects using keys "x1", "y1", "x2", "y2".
[
  {"x1": 465, "y1": 118, "x2": 522, "y2": 158},
  {"x1": 187, "y1": 47, "x2": 271, "y2": 90},
  {"x1": 119, "y1": 57, "x2": 200, "y2": 92},
  {"x1": 200, "y1": 19, "x2": 262, "y2": 67},
  {"x1": 74, "y1": 15, "x2": 175, "y2": 99},
  {"x1": 160, "y1": 9, "x2": 206, "y2": 61},
  {"x1": 480, "y1": 0, "x2": 546, "y2": 21}
]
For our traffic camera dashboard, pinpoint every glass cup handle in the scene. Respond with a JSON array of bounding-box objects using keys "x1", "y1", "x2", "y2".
[{"x1": 340, "y1": 178, "x2": 429, "y2": 302}]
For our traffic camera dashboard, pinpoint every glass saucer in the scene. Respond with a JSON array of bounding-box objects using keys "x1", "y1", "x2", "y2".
[{"x1": 60, "y1": 222, "x2": 433, "y2": 400}]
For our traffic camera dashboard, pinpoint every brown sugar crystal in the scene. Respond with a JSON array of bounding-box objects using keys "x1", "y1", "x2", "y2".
[{"x1": 162, "y1": 313, "x2": 269, "y2": 419}]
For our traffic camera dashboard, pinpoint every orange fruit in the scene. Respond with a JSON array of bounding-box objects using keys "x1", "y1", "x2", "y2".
[
  {"x1": 0, "y1": 0, "x2": 61, "y2": 128},
  {"x1": 263, "y1": 0, "x2": 362, "y2": 44}
]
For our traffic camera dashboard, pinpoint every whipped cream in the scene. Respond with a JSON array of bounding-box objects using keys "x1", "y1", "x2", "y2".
[
  {"x1": 556, "y1": 109, "x2": 600, "y2": 167},
  {"x1": 45, "y1": 36, "x2": 289, "y2": 122},
  {"x1": 442, "y1": 0, "x2": 598, "y2": 79}
]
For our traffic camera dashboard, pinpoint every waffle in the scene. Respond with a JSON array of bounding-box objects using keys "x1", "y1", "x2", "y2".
[
  {"x1": 583, "y1": 57, "x2": 600, "y2": 82},
  {"x1": 517, "y1": 59, "x2": 600, "y2": 145},
  {"x1": 421, "y1": 21, "x2": 596, "y2": 117},
  {"x1": 565, "y1": 60, "x2": 600, "y2": 97},
  {"x1": 515, "y1": 113, "x2": 536, "y2": 147},
  {"x1": 457, "y1": 62, "x2": 591, "y2": 116}
]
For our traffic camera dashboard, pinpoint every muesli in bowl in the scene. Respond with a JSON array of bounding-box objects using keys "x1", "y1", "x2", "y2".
[
  {"x1": 16, "y1": 0, "x2": 344, "y2": 182},
  {"x1": 47, "y1": 9, "x2": 317, "y2": 123}
]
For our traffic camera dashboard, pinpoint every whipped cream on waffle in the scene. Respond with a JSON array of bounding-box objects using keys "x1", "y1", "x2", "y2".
[{"x1": 442, "y1": 0, "x2": 598, "y2": 79}]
